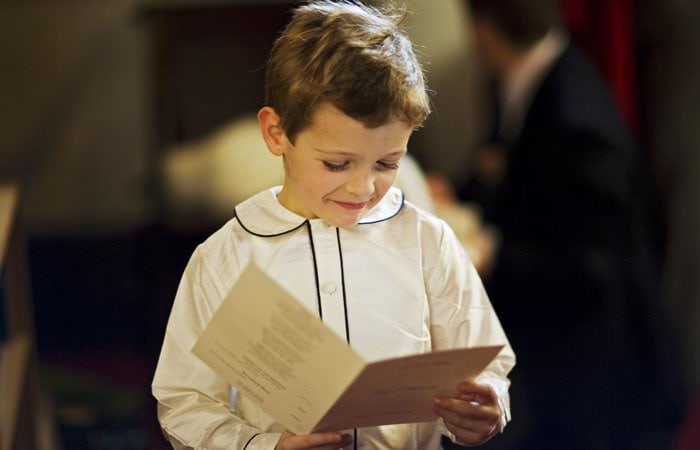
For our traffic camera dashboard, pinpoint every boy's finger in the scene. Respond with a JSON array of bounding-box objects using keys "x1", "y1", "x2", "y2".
[
  {"x1": 458, "y1": 382, "x2": 497, "y2": 404},
  {"x1": 458, "y1": 393, "x2": 482, "y2": 406},
  {"x1": 434, "y1": 397, "x2": 498, "y2": 422},
  {"x1": 443, "y1": 420, "x2": 489, "y2": 446},
  {"x1": 458, "y1": 393, "x2": 478, "y2": 403},
  {"x1": 294, "y1": 432, "x2": 346, "y2": 448},
  {"x1": 336, "y1": 434, "x2": 354, "y2": 448},
  {"x1": 434, "y1": 406, "x2": 498, "y2": 434}
]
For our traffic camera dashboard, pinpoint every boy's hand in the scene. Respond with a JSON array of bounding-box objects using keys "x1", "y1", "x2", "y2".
[
  {"x1": 275, "y1": 431, "x2": 353, "y2": 450},
  {"x1": 433, "y1": 381, "x2": 500, "y2": 447}
]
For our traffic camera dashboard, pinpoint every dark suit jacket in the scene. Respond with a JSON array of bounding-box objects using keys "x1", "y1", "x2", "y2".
[
  {"x1": 459, "y1": 45, "x2": 682, "y2": 446},
  {"x1": 487, "y1": 45, "x2": 638, "y2": 333}
]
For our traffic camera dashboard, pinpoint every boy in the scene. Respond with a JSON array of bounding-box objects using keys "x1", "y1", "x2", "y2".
[{"x1": 152, "y1": 2, "x2": 514, "y2": 449}]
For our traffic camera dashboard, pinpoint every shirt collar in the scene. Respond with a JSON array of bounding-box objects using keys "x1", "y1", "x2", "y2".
[
  {"x1": 234, "y1": 186, "x2": 405, "y2": 236},
  {"x1": 499, "y1": 28, "x2": 569, "y2": 140}
]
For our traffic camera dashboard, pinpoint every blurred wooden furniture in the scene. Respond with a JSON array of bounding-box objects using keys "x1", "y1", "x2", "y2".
[{"x1": 0, "y1": 185, "x2": 56, "y2": 450}]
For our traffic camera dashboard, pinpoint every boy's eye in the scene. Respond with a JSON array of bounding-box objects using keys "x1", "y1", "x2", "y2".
[
  {"x1": 323, "y1": 161, "x2": 350, "y2": 172},
  {"x1": 376, "y1": 160, "x2": 400, "y2": 171}
]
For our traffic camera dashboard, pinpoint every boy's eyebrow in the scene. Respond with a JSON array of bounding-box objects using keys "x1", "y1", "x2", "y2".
[
  {"x1": 314, "y1": 148, "x2": 357, "y2": 156},
  {"x1": 314, "y1": 148, "x2": 406, "y2": 157}
]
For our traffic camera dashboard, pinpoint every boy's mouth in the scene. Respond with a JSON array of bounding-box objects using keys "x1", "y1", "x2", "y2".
[{"x1": 333, "y1": 200, "x2": 367, "y2": 210}]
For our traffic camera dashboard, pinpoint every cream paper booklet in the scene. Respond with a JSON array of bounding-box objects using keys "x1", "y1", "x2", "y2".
[{"x1": 192, "y1": 263, "x2": 503, "y2": 435}]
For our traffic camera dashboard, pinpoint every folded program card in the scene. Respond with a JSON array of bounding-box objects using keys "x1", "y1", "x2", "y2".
[{"x1": 192, "y1": 263, "x2": 503, "y2": 435}]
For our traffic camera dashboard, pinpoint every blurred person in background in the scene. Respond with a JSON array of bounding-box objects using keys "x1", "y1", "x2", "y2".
[{"x1": 450, "y1": 0, "x2": 684, "y2": 449}]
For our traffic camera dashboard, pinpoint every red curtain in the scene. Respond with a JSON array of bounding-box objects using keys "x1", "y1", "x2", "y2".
[{"x1": 561, "y1": 0, "x2": 638, "y2": 131}]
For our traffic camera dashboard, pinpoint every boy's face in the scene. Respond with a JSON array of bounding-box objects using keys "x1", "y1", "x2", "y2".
[{"x1": 265, "y1": 103, "x2": 412, "y2": 228}]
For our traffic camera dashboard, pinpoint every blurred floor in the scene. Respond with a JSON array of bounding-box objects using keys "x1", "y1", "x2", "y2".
[
  {"x1": 40, "y1": 350, "x2": 164, "y2": 450},
  {"x1": 29, "y1": 226, "x2": 210, "y2": 450}
]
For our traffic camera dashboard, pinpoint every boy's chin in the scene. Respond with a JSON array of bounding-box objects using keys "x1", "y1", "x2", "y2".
[
  {"x1": 324, "y1": 218, "x2": 359, "y2": 229},
  {"x1": 321, "y1": 212, "x2": 363, "y2": 229}
]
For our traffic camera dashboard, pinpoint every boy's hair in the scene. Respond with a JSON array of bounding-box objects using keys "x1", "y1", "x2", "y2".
[
  {"x1": 265, "y1": 0, "x2": 430, "y2": 142},
  {"x1": 465, "y1": 0, "x2": 562, "y2": 47}
]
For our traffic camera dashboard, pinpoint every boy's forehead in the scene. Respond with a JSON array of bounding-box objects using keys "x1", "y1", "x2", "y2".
[
  {"x1": 301, "y1": 124, "x2": 411, "y2": 158},
  {"x1": 300, "y1": 103, "x2": 412, "y2": 152},
  {"x1": 307, "y1": 102, "x2": 366, "y2": 129}
]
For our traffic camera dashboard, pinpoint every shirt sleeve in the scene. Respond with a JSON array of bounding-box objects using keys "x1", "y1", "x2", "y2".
[
  {"x1": 424, "y1": 221, "x2": 516, "y2": 438},
  {"x1": 151, "y1": 247, "x2": 282, "y2": 449}
]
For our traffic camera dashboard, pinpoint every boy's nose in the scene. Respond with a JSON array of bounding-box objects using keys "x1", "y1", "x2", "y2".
[{"x1": 345, "y1": 171, "x2": 375, "y2": 199}]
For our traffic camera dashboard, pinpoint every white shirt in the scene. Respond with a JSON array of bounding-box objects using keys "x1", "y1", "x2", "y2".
[
  {"x1": 499, "y1": 29, "x2": 569, "y2": 141},
  {"x1": 152, "y1": 186, "x2": 515, "y2": 449}
]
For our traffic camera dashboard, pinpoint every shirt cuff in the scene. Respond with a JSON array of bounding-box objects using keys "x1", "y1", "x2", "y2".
[
  {"x1": 440, "y1": 416, "x2": 500, "y2": 447},
  {"x1": 438, "y1": 416, "x2": 458, "y2": 444},
  {"x1": 475, "y1": 376, "x2": 511, "y2": 433},
  {"x1": 243, "y1": 432, "x2": 282, "y2": 450}
]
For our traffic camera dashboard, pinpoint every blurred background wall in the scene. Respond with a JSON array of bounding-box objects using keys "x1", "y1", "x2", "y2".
[
  {"x1": 402, "y1": 0, "x2": 490, "y2": 184},
  {"x1": 0, "y1": 0, "x2": 489, "y2": 235},
  {"x1": 638, "y1": 0, "x2": 700, "y2": 394},
  {"x1": 0, "y1": 0, "x2": 151, "y2": 236}
]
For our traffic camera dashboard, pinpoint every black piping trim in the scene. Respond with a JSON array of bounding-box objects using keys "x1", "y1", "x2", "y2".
[
  {"x1": 335, "y1": 228, "x2": 351, "y2": 344},
  {"x1": 357, "y1": 191, "x2": 405, "y2": 225},
  {"x1": 243, "y1": 432, "x2": 261, "y2": 449},
  {"x1": 336, "y1": 228, "x2": 356, "y2": 450},
  {"x1": 306, "y1": 221, "x2": 323, "y2": 320},
  {"x1": 233, "y1": 208, "x2": 306, "y2": 238}
]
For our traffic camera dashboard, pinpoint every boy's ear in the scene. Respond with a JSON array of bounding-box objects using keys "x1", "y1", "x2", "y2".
[{"x1": 257, "y1": 107, "x2": 287, "y2": 156}]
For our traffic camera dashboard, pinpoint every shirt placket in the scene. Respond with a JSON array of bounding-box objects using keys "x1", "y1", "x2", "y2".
[{"x1": 308, "y1": 220, "x2": 350, "y2": 344}]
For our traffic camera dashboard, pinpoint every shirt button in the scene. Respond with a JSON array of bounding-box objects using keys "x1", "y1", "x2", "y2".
[{"x1": 321, "y1": 282, "x2": 337, "y2": 295}]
